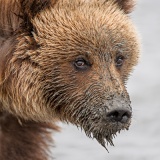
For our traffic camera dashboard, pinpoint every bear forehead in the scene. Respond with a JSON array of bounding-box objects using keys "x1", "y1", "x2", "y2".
[{"x1": 32, "y1": 0, "x2": 138, "y2": 57}]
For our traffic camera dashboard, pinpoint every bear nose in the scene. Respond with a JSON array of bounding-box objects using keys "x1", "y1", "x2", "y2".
[{"x1": 107, "y1": 109, "x2": 131, "y2": 123}]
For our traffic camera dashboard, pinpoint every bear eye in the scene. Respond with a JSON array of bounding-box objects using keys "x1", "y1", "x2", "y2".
[
  {"x1": 74, "y1": 58, "x2": 91, "y2": 71},
  {"x1": 115, "y1": 55, "x2": 125, "y2": 68}
]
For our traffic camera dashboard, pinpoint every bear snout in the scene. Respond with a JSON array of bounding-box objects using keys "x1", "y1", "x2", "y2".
[{"x1": 100, "y1": 93, "x2": 132, "y2": 125}]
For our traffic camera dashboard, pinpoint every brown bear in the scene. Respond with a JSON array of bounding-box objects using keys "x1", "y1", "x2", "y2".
[{"x1": 0, "y1": 0, "x2": 140, "y2": 159}]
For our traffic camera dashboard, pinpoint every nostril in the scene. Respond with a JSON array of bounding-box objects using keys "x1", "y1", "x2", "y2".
[{"x1": 107, "y1": 109, "x2": 131, "y2": 123}]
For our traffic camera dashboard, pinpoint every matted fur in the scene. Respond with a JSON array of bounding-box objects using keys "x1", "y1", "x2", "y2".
[{"x1": 0, "y1": 0, "x2": 139, "y2": 159}]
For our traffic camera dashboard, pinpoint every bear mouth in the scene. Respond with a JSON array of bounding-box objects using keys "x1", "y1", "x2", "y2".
[
  {"x1": 79, "y1": 114, "x2": 131, "y2": 150},
  {"x1": 56, "y1": 92, "x2": 132, "y2": 149}
]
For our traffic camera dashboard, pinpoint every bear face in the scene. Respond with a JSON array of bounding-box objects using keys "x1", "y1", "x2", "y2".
[{"x1": 0, "y1": 0, "x2": 140, "y2": 148}]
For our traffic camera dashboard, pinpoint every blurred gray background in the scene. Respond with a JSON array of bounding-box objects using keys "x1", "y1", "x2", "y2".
[{"x1": 53, "y1": 0, "x2": 160, "y2": 160}]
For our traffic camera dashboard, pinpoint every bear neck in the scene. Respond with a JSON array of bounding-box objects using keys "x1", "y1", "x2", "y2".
[{"x1": 0, "y1": 111, "x2": 58, "y2": 160}]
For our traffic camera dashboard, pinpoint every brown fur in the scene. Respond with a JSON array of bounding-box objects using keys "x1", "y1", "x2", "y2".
[
  {"x1": 0, "y1": 111, "x2": 58, "y2": 160},
  {"x1": 0, "y1": 0, "x2": 140, "y2": 159},
  {"x1": 115, "y1": 0, "x2": 136, "y2": 13}
]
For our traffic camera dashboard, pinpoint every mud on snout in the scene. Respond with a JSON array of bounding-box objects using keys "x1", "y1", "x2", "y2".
[{"x1": 70, "y1": 92, "x2": 132, "y2": 149}]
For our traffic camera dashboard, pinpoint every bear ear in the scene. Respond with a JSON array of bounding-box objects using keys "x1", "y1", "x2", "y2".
[
  {"x1": 19, "y1": 0, "x2": 58, "y2": 32},
  {"x1": 20, "y1": 0, "x2": 57, "y2": 18},
  {"x1": 115, "y1": 0, "x2": 136, "y2": 14}
]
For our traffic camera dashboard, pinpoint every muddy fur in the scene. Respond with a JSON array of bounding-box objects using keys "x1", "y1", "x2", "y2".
[{"x1": 0, "y1": 0, "x2": 140, "y2": 159}]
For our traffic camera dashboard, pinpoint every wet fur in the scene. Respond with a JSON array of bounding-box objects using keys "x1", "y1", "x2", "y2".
[{"x1": 0, "y1": 0, "x2": 139, "y2": 159}]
